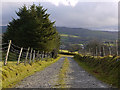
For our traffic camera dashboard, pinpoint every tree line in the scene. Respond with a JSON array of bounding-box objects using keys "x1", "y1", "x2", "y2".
[{"x1": 61, "y1": 40, "x2": 119, "y2": 56}]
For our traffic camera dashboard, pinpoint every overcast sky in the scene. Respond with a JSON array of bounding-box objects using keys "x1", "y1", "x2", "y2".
[{"x1": 1, "y1": 0, "x2": 119, "y2": 31}]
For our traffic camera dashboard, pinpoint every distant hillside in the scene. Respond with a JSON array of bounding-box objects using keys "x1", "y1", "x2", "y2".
[
  {"x1": 57, "y1": 27, "x2": 118, "y2": 44},
  {"x1": 0, "y1": 26, "x2": 118, "y2": 44}
]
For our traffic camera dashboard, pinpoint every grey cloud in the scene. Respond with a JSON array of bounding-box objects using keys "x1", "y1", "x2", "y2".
[
  {"x1": 2, "y1": 2, "x2": 32, "y2": 25},
  {"x1": 40, "y1": 2, "x2": 117, "y2": 28},
  {"x1": 1, "y1": 2, "x2": 118, "y2": 31}
]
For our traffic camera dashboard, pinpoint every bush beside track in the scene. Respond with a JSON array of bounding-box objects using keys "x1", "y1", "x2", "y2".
[{"x1": 74, "y1": 54, "x2": 120, "y2": 88}]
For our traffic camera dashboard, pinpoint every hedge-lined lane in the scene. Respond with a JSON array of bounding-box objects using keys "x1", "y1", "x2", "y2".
[
  {"x1": 66, "y1": 57, "x2": 110, "y2": 88},
  {"x1": 73, "y1": 55, "x2": 120, "y2": 88}
]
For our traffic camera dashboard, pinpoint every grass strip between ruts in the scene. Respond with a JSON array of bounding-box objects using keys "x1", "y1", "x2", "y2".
[{"x1": 57, "y1": 57, "x2": 69, "y2": 88}]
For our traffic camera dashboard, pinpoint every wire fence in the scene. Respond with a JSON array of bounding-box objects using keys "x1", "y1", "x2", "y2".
[{"x1": 1, "y1": 40, "x2": 52, "y2": 66}]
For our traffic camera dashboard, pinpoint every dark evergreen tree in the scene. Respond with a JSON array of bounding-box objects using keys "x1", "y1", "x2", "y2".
[{"x1": 3, "y1": 4, "x2": 60, "y2": 54}]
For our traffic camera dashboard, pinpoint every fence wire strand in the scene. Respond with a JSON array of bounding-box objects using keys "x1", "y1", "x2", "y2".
[{"x1": 2, "y1": 41, "x2": 52, "y2": 65}]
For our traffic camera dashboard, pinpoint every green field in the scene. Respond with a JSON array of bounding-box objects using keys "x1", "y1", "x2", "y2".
[{"x1": 60, "y1": 34, "x2": 79, "y2": 38}]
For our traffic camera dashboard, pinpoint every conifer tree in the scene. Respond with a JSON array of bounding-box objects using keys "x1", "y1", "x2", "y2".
[{"x1": 3, "y1": 4, "x2": 60, "y2": 54}]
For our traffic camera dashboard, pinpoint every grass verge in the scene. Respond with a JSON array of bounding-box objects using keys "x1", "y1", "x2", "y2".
[
  {"x1": 74, "y1": 54, "x2": 120, "y2": 88},
  {"x1": 57, "y1": 57, "x2": 69, "y2": 88},
  {"x1": 2, "y1": 57, "x2": 61, "y2": 88}
]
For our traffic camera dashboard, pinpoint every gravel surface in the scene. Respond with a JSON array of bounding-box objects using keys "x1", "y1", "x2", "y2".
[
  {"x1": 65, "y1": 57, "x2": 111, "y2": 88},
  {"x1": 15, "y1": 57, "x2": 65, "y2": 88},
  {"x1": 15, "y1": 56, "x2": 111, "y2": 88}
]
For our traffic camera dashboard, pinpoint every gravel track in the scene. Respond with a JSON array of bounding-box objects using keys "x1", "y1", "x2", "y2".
[
  {"x1": 15, "y1": 56, "x2": 111, "y2": 88},
  {"x1": 65, "y1": 57, "x2": 111, "y2": 88},
  {"x1": 15, "y1": 57, "x2": 65, "y2": 88}
]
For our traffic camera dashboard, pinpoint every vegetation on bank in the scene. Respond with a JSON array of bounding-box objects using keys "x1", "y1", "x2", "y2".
[
  {"x1": 2, "y1": 57, "x2": 61, "y2": 88},
  {"x1": 1, "y1": 3, "x2": 60, "y2": 89},
  {"x1": 74, "y1": 54, "x2": 120, "y2": 88},
  {"x1": 56, "y1": 58, "x2": 69, "y2": 88}
]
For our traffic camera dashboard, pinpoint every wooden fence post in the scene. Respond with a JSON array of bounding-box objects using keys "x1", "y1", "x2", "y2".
[
  {"x1": 24, "y1": 47, "x2": 30, "y2": 65},
  {"x1": 45, "y1": 52, "x2": 47, "y2": 60},
  {"x1": 96, "y1": 46, "x2": 97, "y2": 57},
  {"x1": 48, "y1": 52, "x2": 50, "y2": 58},
  {"x1": 33, "y1": 50, "x2": 35, "y2": 62},
  {"x1": 29, "y1": 48, "x2": 33, "y2": 64},
  {"x1": 44, "y1": 51, "x2": 45, "y2": 58},
  {"x1": 89, "y1": 48, "x2": 91, "y2": 55},
  {"x1": 103, "y1": 46, "x2": 105, "y2": 56},
  {"x1": 4, "y1": 40, "x2": 11, "y2": 65},
  {"x1": 46, "y1": 52, "x2": 48, "y2": 60},
  {"x1": 17, "y1": 47, "x2": 23, "y2": 65},
  {"x1": 40, "y1": 52, "x2": 42, "y2": 60},
  {"x1": 44, "y1": 52, "x2": 46, "y2": 59},
  {"x1": 36, "y1": 51, "x2": 39, "y2": 61},
  {"x1": 108, "y1": 42, "x2": 111, "y2": 55},
  {"x1": 39, "y1": 52, "x2": 41, "y2": 61},
  {"x1": 99, "y1": 47, "x2": 101, "y2": 56},
  {"x1": 42, "y1": 51, "x2": 44, "y2": 60},
  {"x1": 50, "y1": 52, "x2": 52, "y2": 58},
  {"x1": 116, "y1": 40, "x2": 118, "y2": 56}
]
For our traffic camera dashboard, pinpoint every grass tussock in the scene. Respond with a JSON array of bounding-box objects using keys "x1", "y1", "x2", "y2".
[
  {"x1": 57, "y1": 58, "x2": 69, "y2": 88},
  {"x1": 2, "y1": 57, "x2": 61, "y2": 88},
  {"x1": 74, "y1": 54, "x2": 120, "y2": 88}
]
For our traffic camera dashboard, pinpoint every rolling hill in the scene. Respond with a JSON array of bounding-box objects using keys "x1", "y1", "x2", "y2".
[
  {"x1": 0, "y1": 26, "x2": 118, "y2": 44},
  {"x1": 56, "y1": 27, "x2": 118, "y2": 44}
]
